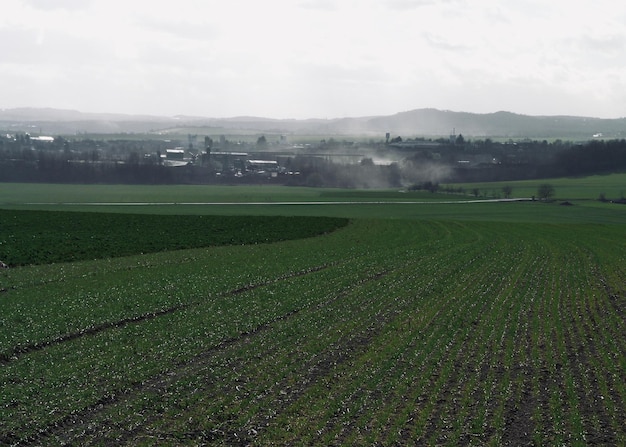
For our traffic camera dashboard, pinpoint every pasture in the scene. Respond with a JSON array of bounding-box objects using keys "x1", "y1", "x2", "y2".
[
  {"x1": 1, "y1": 179, "x2": 625, "y2": 445},
  {"x1": 2, "y1": 176, "x2": 626, "y2": 223},
  {"x1": 446, "y1": 172, "x2": 626, "y2": 201}
]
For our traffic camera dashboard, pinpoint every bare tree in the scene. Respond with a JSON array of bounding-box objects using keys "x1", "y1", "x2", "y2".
[
  {"x1": 502, "y1": 185, "x2": 513, "y2": 199},
  {"x1": 537, "y1": 183, "x2": 555, "y2": 201}
]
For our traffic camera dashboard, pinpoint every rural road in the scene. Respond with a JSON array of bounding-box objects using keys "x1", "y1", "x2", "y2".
[{"x1": 22, "y1": 198, "x2": 533, "y2": 206}]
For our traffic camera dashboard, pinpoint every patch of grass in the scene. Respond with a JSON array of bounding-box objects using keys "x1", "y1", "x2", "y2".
[{"x1": 2, "y1": 178, "x2": 626, "y2": 224}]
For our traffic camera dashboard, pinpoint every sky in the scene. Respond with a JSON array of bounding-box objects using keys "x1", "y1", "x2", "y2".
[{"x1": 1, "y1": 0, "x2": 625, "y2": 119}]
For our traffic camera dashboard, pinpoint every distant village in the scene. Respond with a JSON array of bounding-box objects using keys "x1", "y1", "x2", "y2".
[{"x1": 1, "y1": 130, "x2": 625, "y2": 187}]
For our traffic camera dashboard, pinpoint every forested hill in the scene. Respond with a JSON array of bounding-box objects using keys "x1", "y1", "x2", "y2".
[{"x1": 1, "y1": 107, "x2": 624, "y2": 139}]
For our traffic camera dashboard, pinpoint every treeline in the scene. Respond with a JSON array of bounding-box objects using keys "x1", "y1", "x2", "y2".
[
  {"x1": 445, "y1": 138, "x2": 626, "y2": 182},
  {"x1": 1, "y1": 135, "x2": 626, "y2": 186},
  {"x1": 0, "y1": 136, "x2": 183, "y2": 184},
  {"x1": 551, "y1": 139, "x2": 626, "y2": 177}
]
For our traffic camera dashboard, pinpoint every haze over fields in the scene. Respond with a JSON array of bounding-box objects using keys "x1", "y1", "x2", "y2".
[
  {"x1": 1, "y1": 0, "x2": 625, "y2": 121},
  {"x1": 2, "y1": 107, "x2": 626, "y2": 139}
]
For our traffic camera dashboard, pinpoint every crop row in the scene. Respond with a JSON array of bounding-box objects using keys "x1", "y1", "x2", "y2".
[{"x1": 0, "y1": 219, "x2": 624, "y2": 445}]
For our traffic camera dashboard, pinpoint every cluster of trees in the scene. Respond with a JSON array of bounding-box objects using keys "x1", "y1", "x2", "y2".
[
  {"x1": 550, "y1": 139, "x2": 626, "y2": 177},
  {"x1": 457, "y1": 139, "x2": 626, "y2": 181},
  {"x1": 0, "y1": 136, "x2": 182, "y2": 184}
]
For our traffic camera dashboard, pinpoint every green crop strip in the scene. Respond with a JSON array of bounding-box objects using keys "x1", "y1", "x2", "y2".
[{"x1": 0, "y1": 209, "x2": 348, "y2": 266}]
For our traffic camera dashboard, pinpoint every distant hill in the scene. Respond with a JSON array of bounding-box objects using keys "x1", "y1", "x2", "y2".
[
  {"x1": 0, "y1": 108, "x2": 179, "y2": 134},
  {"x1": 1, "y1": 107, "x2": 624, "y2": 139},
  {"x1": 363, "y1": 109, "x2": 626, "y2": 139}
]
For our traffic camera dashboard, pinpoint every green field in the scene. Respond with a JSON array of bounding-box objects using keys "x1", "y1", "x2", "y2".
[
  {"x1": 2, "y1": 176, "x2": 626, "y2": 223},
  {"x1": 1, "y1": 179, "x2": 625, "y2": 445},
  {"x1": 3, "y1": 173, "x2": 626, "y2": 204},
  {"x1": 447, "y1": 173, "x2": 626, "y2": 200},
  {"x1": 0, "y1": 210, "x2": 347, "y2": 267}
]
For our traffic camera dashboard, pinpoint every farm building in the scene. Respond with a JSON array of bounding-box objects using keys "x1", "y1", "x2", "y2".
[
  {"x1": 246, "y1": 160, "x2": 279, "y2": 172},
  {"x1": 162, "y1": 148, "x2": 191, "y2": 167},
  {"x1": 166, "y1": 148, "x2": 185, "y2": 160},
  {"x1": 207, "y1": 152, "x2": 249, "y2": 172}
]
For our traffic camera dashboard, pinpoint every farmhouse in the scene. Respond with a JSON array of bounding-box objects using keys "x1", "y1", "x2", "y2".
[
  {"x1": 246, "y1": 159, "x2": 278, "y2": 172},
  {"x1": 162, "y1": 148, "x2": 191, "y2": 167},
  {"x1": 207, "y1": 151, "x2": 249, "y2": 173},
  {"x1": 29, "y1": 136, "x2": 55, "y2": 143},
  {"x1": 165, "y1": 148, "x2": 185, "y2": 160}
]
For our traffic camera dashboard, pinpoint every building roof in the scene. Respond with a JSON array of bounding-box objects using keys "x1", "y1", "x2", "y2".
[{"x1": 248, "y1": 159, "x2": 278, "y2": 165}]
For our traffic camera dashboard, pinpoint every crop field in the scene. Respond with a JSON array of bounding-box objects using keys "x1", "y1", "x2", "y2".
[
  {"x1": 1, "y1": 180, "x2": 626, "y2": 445},
  {"x1": 0, "y1": 210, "x2": 347, "y2": 267}
]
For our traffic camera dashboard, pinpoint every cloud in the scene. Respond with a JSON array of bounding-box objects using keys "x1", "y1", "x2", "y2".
[
  {"x1": 422, "y1": 32, "x2": 471, "y2": 52},
  {"x1": 298, "y1": 0, "x2": 338, "y2": 11},
  {"x1": 575, "y1": 34, "x2": 626, "y2": 55},
  {"x1": 21, "y1": 0, "x2": 92, "y2": 11},
  {"x1": 384, "y1": 0, "x2": 458, "y2": 10},
  {"x1": 1, "y1": 0, "x2": 626, "y2": 119}
]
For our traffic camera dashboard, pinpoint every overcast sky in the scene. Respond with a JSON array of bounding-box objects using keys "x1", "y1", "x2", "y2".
[{"x1": 2, "y1": 0, "x2": 625, "y2": 119}]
